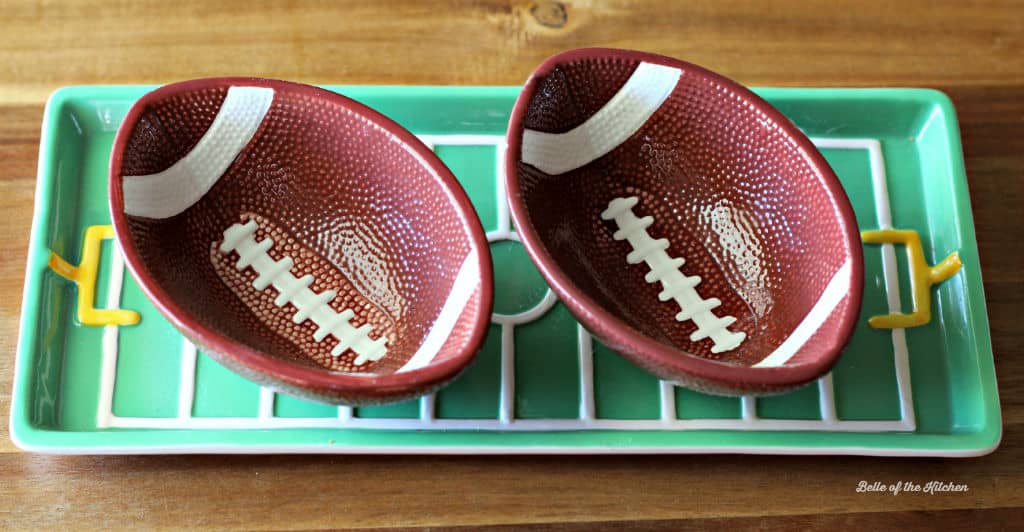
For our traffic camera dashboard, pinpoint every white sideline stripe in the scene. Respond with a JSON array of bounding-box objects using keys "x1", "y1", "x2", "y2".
[
  {"x1": 818, "y1": 373, "x2": 837, "y2": 423},
  {"x1": 259, "y1": 388, "x2": 275, "y2": 419},
  {"x1": 577, "y1": 326, "x2": 595, "y2": 421},
  {"x1": 753, "y1": 261, "x2": 852, "y2": 368},
  {"x1": 499, "y1": 324, "x2": 515, "y2": 425},
  {"x1": 494, "y1": 141, "x2": 512, "y2": 236},
  {"x1": 420, "y1": 394, "x2": 436, "y2": 421},
  {"x1": 741, "y1": 396, "x2": 758, "y2": 420},
  {"x1": 104, "y1": 414, "x2": 914, "y2": 432},
  {"x1": 659, "y1": 381, "x2": 676, "y2": 422},
  {"x1": 397, "y1": 252, "x2": 480, "y2": 372},
  {"x1": 521, "y1": 62, "x2": 681, "y2": 175},
  {"x1": 177, "y1": 340, "x2": 197, "y2": 419},
  {"x1": 417, "y1": 134, "x2": 505, "y2": 147},
  {"x1": 863, "y1": 138, "x2": 917, "y2": 430},
  {"x1": 96, "y1": 244, "x2": 127, "y2": 428},
  {"x1": 123, "y1": 86, "x2": 274, "y2": 219}
]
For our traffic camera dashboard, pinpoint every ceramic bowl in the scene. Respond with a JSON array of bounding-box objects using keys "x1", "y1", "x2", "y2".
[
  {"x1": 505, "y1": 49, "x2": 863, "y2": 395},
  {"x1": 109, "y1": 78, "x2": 493, "y2": 405}
]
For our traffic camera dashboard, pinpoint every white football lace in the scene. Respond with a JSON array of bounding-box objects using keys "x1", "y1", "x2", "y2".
[
  {"x1": 218, "y1": 220, "x2": 388, "y2": 365},
  {"x1": 601, "y1": 196, "x2": 746, "y2": 354}
]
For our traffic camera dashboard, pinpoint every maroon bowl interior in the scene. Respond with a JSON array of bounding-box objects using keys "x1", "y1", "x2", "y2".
[
  {"x1": 506, "y1": 49, "x2": 863, "y2": 392},
  {"x1": 109, "y1": 78, "x2": 492, "y2": 403}
]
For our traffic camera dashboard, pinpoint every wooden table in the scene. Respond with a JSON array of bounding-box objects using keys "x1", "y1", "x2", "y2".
[{"x1": 1, "y1": 1, "x2": 1021, "y2": 528}]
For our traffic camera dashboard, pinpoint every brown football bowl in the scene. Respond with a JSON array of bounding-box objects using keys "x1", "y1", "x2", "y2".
[
  {"x1": 109, "y1": 78, "x2": 493, "y2": 405},
  {"x1": 506, "y1": 49, "x2": 863, "y2": 395}
]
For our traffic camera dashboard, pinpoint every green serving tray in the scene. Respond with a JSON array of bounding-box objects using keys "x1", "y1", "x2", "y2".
[{"x1": 10, "y1": 85, "x2": 1000, "y2": 455}]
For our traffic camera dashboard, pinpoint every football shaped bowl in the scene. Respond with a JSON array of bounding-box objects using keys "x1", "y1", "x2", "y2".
[
  {"x1": 506, "y1": 49, "x2": 863, "y2": 395},
  {"x1": 109, "y1": 78, "x2": 493, "y2": 405}
]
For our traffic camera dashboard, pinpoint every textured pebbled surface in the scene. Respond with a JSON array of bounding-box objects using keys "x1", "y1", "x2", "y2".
[
  {"x1": 507, "y1": 49, "x2": 861, "y2": 391},
  {"x1": 211, "y1": 213, "x2": 399, "y2": 373},
  {"x1": 111, "y1": 78, "x2": 491, "y2": 404},
  {"x1": 123, "y1": 87, "x2": 274, "y2": 219}
]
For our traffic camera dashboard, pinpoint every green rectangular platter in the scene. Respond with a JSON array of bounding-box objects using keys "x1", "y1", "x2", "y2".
[{"x1": 9, "y1": 85, "x2": 1001, "y2": 456}]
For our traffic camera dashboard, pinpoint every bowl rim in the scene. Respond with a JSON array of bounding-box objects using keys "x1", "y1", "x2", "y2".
[
  {"x1": 109, "y1": 76, "x2": 494, "y2": 398},
  {"x1": 504, "y1": 47, "x2": 864, "y2": 389}
]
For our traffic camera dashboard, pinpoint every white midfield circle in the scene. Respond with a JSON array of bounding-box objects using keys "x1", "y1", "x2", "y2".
[{"x1": 100, "y1": 132, "x2": 914, "y2": 434}]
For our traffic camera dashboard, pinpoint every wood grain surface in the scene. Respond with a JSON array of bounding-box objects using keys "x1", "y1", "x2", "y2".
[{"x1": 1, "y1": 0, "x2": 1022, "y2": 529}]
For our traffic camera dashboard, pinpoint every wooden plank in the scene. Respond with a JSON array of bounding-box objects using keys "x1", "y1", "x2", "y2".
[
  {"x1": 0, "y1": 453, "x2": 1022, "y2": 529},
  {"x1": 0, "y1": 0, "x2": 1021, "y2": 528},
  {"x1": 0, "y1": 0, "x2": 1022, "y2": 104}
]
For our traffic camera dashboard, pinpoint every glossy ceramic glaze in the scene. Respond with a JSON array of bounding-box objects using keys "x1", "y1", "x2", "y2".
[
  {"x1": 10, "y1": 86, "x2": 998, "y2": 455},
  {"x1": 108, "y1": 78, "x2": 493, "y2": 405},
  {"x1": 506, "y1": 49, "x2": 864, "y2": 394}
]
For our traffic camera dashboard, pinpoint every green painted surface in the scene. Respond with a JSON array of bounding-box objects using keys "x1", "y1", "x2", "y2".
[
  {"x1": 593, "y1": 341, "x2": 661, "y2": 420},
  {"x1": 274, "y1": 394, "x2": 337, "y2": 419},
  {"x1": 675, "y1": 388, "x2": 741, "y2": 420},
  {"x1": 435, "y1": 145, "x2": 499, "y2": 233},
  {"x1": 515, "y1": 304, "x2": 581, "y2": 419},
  {"x1": 355, "y1": 400, "x2": 420, "y2": 420},
  {"x1": 435, "y1": 323, "x2": 503, "y2": 419},
  {"x1": 10, "y1": 86, "x2": 1000, "y2": 455},
  {"x1": 491, "y1": 240, "x2": 549, "y2": 316},
  {"x1": 819, "y1": 148, "x2": 901, "y2": 422},
  {"x1": 192, "y1": 353, "x2": 261, "y2": 418},
  {"x1": 112, "y1": 272, "x2": 184, "y2": 419},
  {"x1": 757, "y1": 383, "x2": 822, "y2": 421}
]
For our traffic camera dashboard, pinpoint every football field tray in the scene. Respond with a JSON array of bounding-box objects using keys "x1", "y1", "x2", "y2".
[{"x1": 10, "y1": 85, "x2": 1000, "y2": 455}]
